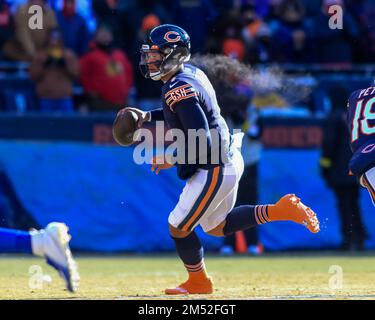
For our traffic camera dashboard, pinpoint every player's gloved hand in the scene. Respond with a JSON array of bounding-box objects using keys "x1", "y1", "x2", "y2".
[
  {"x1": 151, "y1": 155, "x2": 174, "y2": 174},
  {"x1": 117, "y1": 107, "x2": 151, "y2": 128}
]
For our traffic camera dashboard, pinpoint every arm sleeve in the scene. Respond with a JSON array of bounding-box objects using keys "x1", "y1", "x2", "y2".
[
  {"x1": 174, "y1": 96, "x2": 212, "y2": 164},
  {"x1": 149, "y1": 108, "x2": 164, "y2": 121}
]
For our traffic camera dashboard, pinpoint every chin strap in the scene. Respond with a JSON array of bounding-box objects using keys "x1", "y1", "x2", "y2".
[{"x1": 150, "y1": 71, "x2": 162, "y2": 81}]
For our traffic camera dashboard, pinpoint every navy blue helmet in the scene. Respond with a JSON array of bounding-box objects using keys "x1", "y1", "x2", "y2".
[{"x1": 140, "y1": 24, "x2": 191, "y2": 81}]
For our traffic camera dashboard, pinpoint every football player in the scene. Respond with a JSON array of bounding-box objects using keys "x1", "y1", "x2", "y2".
[
  {"x1": 114, "y1": 24, "x2": 320, "y2": 295},
  {"x1": 0, "y1": 223, "x2": 79, "y2": 292},
  {"x1": 347, "y1": 85, "x2": 375, "y2": 205}
]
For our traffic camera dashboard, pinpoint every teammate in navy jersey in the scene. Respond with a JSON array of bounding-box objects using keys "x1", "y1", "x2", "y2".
[
  {"x1": 114, "y1": 24, "x2": 320, "y2": 295},
  {"x1": 347, "y1": 86, "x2": 375, "y2": 205}
]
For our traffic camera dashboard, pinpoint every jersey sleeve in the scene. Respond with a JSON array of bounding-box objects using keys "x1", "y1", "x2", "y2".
[
  {"x1": 149, "y1": 108, "x2": 164, "y2": 121},
  {"x1": 172, "y1": 85, "x2": 213, "y2": 166},
  {"x1": 164, "y1": 80, "x2": 199, "y2": 112},
  {"x1": 348, "y1": 89, "x2": 360, "y2": 103}
]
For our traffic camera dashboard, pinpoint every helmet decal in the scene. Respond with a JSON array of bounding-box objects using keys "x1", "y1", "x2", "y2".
[{"x1": 163, "y1": 31, "x2": 181, "y2": 43}]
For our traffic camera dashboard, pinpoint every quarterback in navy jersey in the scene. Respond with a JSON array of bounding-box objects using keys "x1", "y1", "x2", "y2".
[
  {"x1": 146, "y1": 62, "x2": 232, "y2": 180},
  {"x1": 347, "y1": 86, "x2": 375, "y2": 204},
  {"x1": 113, "y1": 24, "x2": 319, "y2": 295}
]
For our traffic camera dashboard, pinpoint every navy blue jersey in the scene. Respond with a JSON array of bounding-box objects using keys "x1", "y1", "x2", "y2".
[
  {"x1": 347, "y1": 86, "x2": 375, "y2": 176},
  {"x1": 150, "y1": 64, "x2": 231, "y2": 180}
]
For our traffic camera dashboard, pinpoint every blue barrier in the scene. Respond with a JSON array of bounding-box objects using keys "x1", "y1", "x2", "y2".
[
  {"x1": 259, "y1": 150, "x2": 374, "y2": 250},
  {"x1": 0, "y1": 140, "x2": 373, "y2": 252}
]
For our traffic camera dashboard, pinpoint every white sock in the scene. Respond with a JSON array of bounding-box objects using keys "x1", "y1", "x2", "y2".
[{"x1": 30, "y1": 230, "x2": 44, "y2": 257}]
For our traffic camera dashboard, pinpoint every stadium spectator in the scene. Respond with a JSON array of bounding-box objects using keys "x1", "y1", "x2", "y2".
[
  {"x1": 121, "y1": 0, "x2": 171, "y2": 57},
  {"x1": 240, "y1": 4, "x2": 274, "y2": 64},
  {"x1": 300, "y1": 0, "x2": 321, "y2": 17},
  {"x1": 352, "y1": 0, "x2": 375, "y2": 63},
  {"x1": 29, "y1": 29, "x2": 79, "y2": 112},
  {"x1": 133, "y1": 14, "x2": 163, "y2": 111},
  {"x1": 92, "y1": 0, "x2": 126, "y2": 50},
  {"x1": 169, "y1": 0, "x2": 219, "y2": 53},
  {"x1": 242, "y1": 2, "x2": 268, "y2": 43},
  {"x1": 222, "y1": 38, "x2": 247, "y2": 62},
  {"x1": 206, "y1": 9, "x2": 245, "y2": 56},
  {"x1": 320, "y1": 86, "x2": 368, "y2": 251},
  {"x1": 80, "y1": 26, "x2": 133, "y2": 112},
  {"x1": 55, "y1": 0, "x2": 91, "y2": 57},
  {"x1": 308, "y1": 0, "x2": 359, "y2": 63},
  {"x1": 0, "y1": 0, "x2": 12, "y2": 57},
  {"x1": 209, "y1": 7, "x2": 249, "y2": 61},
  {"x1": 251, "y1": 0, "x2": 273, "y2": 19},
  {"x1": 270, "y1": 0, "x2": 310, "y2": 62},
  {"x1": 121, "y1": 0, "x2": 171, "y2": 110},
  {"x1": 3, "y1": 0, "x2": 57, "y2": 61}
]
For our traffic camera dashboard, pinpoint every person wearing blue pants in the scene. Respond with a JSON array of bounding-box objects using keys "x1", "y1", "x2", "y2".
[{"x1": 0, "y1": 222, "x2": 80, "y2": 292}]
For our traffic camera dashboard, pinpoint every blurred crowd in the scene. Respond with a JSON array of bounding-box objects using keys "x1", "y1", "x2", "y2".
[{"x1": 0, "y1": 0, "x2": 373, "y2": 113}]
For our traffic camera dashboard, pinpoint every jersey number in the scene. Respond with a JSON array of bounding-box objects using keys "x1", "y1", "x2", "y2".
[{"x1": 351, "y1": 97, "x2": 375, "y2": 142}]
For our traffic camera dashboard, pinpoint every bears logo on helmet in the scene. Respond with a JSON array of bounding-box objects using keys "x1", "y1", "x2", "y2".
[{"x1": 163, "y1": 31, "x2": 182, "y2": 43}]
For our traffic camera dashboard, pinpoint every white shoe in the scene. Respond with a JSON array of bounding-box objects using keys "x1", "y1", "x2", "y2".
[{"x1": 31, "y1": 222, "x2": 80, "y2": 292}]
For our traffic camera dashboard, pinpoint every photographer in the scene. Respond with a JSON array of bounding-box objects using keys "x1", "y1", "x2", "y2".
[{"x1": 29, "y1": 29, "x2": 79, "y2": 112}]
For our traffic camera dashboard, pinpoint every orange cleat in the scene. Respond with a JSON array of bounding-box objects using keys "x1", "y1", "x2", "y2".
[
  {"x1": 165, "y1": 277, "x2": 213, "y2": 295},
  {"x1": 268, "y1": 194, "x2": 320, "y2": 233}
]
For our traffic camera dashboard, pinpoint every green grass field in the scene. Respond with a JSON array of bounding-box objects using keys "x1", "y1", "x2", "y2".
[{"x1": 1, "y1": 254, "x2": 375, "y2": 300}]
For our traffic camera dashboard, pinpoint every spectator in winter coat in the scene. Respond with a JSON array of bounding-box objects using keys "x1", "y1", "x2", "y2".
[
  {"x1": 80, "y1": 26, "x2": 133, "y2": 111},
  {"x1": 4, "y1": 0, "x2": 57, "y2": 61},
  {"x1": 29, "y1": 29, "x2": 80, "y2": 112}
]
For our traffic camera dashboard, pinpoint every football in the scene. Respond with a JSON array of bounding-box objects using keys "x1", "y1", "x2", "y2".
[{"x1": 112, "y1": 109, "x2": 139, "y2": 146}]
